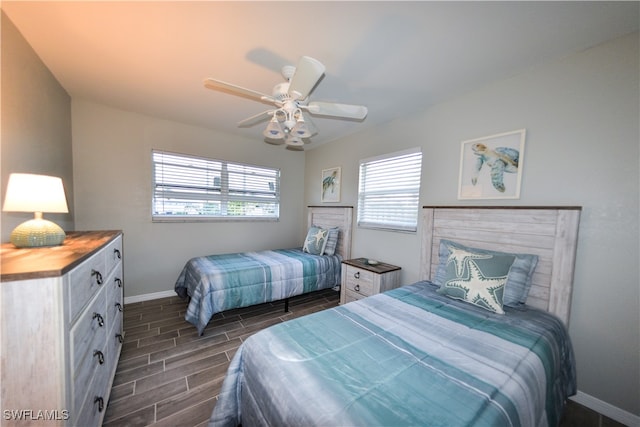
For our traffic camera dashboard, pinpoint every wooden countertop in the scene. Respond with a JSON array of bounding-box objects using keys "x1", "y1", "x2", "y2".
[{"x1": 0, "y1": 230, "x2": 122, "y2": 282}]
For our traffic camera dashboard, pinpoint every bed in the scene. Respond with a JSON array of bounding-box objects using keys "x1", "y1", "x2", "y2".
[
  {"x1": 209, "y1": 206, "x2": 581, "y2": 427},
  {"x1": 175, "y1": 206, "x2": 353, "y2": 335}
]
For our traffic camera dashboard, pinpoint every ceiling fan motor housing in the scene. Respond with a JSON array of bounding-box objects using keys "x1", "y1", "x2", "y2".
[{"x1": 272, "y1": 82, "x2": 292, "y2": 102}]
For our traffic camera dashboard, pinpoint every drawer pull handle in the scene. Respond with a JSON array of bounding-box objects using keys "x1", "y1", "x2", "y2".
[
  {"x1": 115, "y1": 278, "x2": 123, "y2": 288},
  {"x1": 354, "y1": 271, "x2": 360, "y2": 279},
  {"x1": 116, "y1": 333, "x2": 124, "y2": 343},
  {"x1": 354, "y1": 284, "x2": 360, "y2": 292},
  {"x1": 93, "y1": 350, "x2": 105, "y2": 365},
  {"x1": 91, "y1": 269, "x2": 103, "y2": 285},
  {"x1": 114, "y1": 248, "x2": 121, "y2": 259},
  {"x1": 93, "y1": 312, "x2": 104, "y2": 327},
  {"x1": 94, "y1": 396, "x2": 104, "y2": 413},
  {"x1": 115, "y1": 302, "x2": 123, "y2": 312}
]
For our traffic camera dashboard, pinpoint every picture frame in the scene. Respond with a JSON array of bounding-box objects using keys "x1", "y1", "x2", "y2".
[
  {"x1": 458, "y1": 129, "x2": 526, "y2": 200},
  {"x1": 321, "y1": 167, "x2": 341, "y2": 203}
]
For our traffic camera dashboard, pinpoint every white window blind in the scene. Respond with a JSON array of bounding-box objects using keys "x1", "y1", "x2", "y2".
[
  {"x1": 152, "y1": 150, "x2": 280, "y2": 221},
  {"x1": 357, "y1": 148, "x2": 422, "y2": 232}
]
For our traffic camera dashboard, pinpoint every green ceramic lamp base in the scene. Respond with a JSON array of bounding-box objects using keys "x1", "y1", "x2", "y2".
[{"x1": 10, "y1": 217, "x2": 66, "y2": 248}]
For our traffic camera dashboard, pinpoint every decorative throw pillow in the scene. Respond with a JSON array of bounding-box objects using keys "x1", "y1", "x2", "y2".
[
  {"x1": 436, "y1": 241, "x2": 517, "y2": 314},
  {"x1": 323, "y1": 227, "x2": 340, "y2": 256},
  {"x1": 434, "y1": 239, "x2": 538, "y2": 307},
  {"x1": 302, "y1": 226, "x2": 329, "y2": 255}
]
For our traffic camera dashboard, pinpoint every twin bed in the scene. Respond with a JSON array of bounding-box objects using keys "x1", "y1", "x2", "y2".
[
  {"x1": 175, "y1": 207, "x2": 353, "y2": 335},
  {"x1": 175, "y1": 205, "x2": 582, "y2": 426}
]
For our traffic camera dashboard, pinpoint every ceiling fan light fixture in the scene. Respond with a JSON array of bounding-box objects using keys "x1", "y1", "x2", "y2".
[
  {"x1": 291, "y1": 117, "x2": 312, "y2": 138},
  {"x1": 286, "y1": 136, "x2": 304, "y2": 147},
  {"x1": 263, "y1": 116, "x2": 285, "y2": 139},
  {"x1": 204, "y1": 55, "x2": 367, "y2": 148}
]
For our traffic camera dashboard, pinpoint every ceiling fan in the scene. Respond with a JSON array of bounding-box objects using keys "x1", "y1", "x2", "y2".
[{"x1": 204, "y1": 56, "x2": 368, "y2": 149}]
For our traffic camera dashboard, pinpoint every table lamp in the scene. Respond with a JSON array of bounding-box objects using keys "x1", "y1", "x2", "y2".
[{"x1": 2, "y1": 173, "x2": 69, "y2": 248}]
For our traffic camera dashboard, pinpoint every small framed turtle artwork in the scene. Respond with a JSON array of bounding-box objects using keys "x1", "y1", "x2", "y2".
[
  {"x1": 458, "y1": 129, "x2": 526, "y2": 200},
  {"x1": 321, "y1": 166, "x2": 341, "y2": 203}
]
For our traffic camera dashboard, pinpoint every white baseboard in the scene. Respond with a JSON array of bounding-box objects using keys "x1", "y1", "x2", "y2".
[
  {"x1": 124, "y1": 289, "x2": 176, "y2": 304},
  {"x1": 571, "y1": 391, "x2": 639, "y2": 426}
]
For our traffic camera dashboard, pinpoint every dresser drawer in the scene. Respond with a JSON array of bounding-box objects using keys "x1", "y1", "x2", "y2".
[
  {"x1": 104, "y1": 235, "x2": 123, "y2": 277},
  {"x1": 69, "y1": 251, "x2": 106, "y2": 323},
  {"x1": 106, "y1": 308, "x2": 124, "y2": 378},
  {"x1": 70, "y1": 288, "x2": 107, "y2": 411},
  {"x1": 105, "y1": 263, "x2": 124, "y2": 329},
  {"x1": 106, "y1": 264, "x2": 124, "y2": 368},
  {"x1": 344, "y1": 265, "x2": 374, "y2": 297},
  {"x1": 75, "y1": 341, "x2": 110, "y2": 427},
  {"x1": 105, "y1": 261, "x2": 124, "y2": 379}
]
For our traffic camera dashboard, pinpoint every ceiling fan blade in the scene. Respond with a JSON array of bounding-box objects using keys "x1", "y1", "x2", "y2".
[
  {"x1": 204, "y1": 78, "x2": 276, "y2": 104},
  {"x1": 288, "y1": 56, "x2": 326, "y2": 100},
  {"x1": 306, "y1": 101, "x2": 368, "y2": 120},
  {"x1": 238, "y1": 110, "x2": 274, "y2": 128}
]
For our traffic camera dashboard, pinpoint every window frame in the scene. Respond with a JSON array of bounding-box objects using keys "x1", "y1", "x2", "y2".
[
  {"x1": 357, "y1": 147, "x2": 423, "y2": 233},
  {"x1": 151, "y1": 149, "x2": 280, "y2": 222}
]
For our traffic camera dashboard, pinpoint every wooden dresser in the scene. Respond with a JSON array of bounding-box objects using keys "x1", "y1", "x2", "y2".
[{"x1": 0, "y1": 231, "x2": 124, "y2": 426}]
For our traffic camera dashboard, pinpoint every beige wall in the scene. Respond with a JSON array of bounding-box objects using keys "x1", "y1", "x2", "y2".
[
  {"x1": 305, "y1": 33, "x2": 639, "y2": 418},
  {"x1": 1, "y1": 11, "x2": 74, "y2": 239},
  {"x1": 71, "y1": 100, "x2": 307, "y2": 298}
]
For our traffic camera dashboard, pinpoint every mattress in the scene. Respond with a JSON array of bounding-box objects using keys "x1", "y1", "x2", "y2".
[{"x1": 210, "y1": 281, "x2": 576, "y2": 426}]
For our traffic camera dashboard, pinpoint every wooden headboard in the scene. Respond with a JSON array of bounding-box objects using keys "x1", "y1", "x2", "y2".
[
  {"x1": 307, "y1": 206, "x2": 354, "y2": 260},
  {"x1": 420, "y1": 206, "x2": 581, "y2": 325}
]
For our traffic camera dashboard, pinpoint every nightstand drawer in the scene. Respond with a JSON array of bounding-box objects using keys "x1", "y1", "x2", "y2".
[
  {"x1": 345, "y1": 265, "x2": 374, "y2": 284},
  {"x1": 344, "y1": 266, "x2": 374, "y2": 296},
  {"x1": 344, "y1": 289, "x2": 366, "y2": 303}
]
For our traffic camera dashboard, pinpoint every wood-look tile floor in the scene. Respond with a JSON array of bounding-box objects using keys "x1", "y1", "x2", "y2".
[
  {"x1": 103, "y1": 289, "x2": 340, "y2": 427},
  {"x1": 104, "y1": 289, "x2": 625, "y2": 427}
]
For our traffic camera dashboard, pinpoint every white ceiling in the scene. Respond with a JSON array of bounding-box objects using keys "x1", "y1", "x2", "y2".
[{"x1": 3, "y1": 1, "x2": 638, "y2": 149}]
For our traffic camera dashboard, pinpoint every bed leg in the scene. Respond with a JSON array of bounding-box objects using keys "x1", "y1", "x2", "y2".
[{"x1": 284, "y1": 298, "x2": 290, "y2": 313}]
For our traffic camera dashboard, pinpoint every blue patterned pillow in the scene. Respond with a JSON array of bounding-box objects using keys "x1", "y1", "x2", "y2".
[
  {"x1": 302, "y1": 226, "x2": 329, "y2": 255},
  {"x1": 436, "y1": 241, "x2": 516, "y2": 314},
  {"x1": 323, "y1": 227, "x2": 340, "y2": 256},
  {"x1": 435, "y1": 240, "x2": 538, "y2": 307}
]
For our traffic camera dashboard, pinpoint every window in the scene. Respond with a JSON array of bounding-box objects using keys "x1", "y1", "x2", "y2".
[
  {"x1": 357, "y1": 148, "x2": 422, "y2": 232},
  {"x1": 152, "y1": 150, "x2": 280, "y2": 221}
]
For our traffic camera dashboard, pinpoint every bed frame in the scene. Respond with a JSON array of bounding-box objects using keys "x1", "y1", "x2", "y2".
[{"x1": 419, "y1": 206, "x2": 581, "y2": 325}]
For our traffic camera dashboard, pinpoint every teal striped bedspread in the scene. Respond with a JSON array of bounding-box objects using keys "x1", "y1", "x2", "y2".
[
  {"x1": 174, "y1": 248, "x2": 342, "y2": 335},
  {"x1": 210, "y1": 281, "x2": 576, "y2": 427}
]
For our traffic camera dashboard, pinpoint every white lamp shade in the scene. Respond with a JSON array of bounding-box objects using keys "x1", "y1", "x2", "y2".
[
  {"x1": 286, "y1": 136, "x2": 304, "y2": 146},
  {"x1": 291, "y1": 119, "x2": 312, "y2": 138},
  {"x1": 3, "y1": 173, "x2": 69, "y2": 213},
  {"x1": 263, "y1": 117, "x2": 285, "y2": 139}
]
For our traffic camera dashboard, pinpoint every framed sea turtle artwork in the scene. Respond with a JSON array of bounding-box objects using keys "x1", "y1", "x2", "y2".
[
  {"x1": 321, "y1": 166, "x2": 341, "y2": 203},
  {"x1": 458, "y1": 129, "x2": 526, "y2": 200}
]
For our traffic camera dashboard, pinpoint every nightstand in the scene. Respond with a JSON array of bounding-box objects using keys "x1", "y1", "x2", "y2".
[{"x1": 340, "y1": 258, "x2": 402, "y2": 304}]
